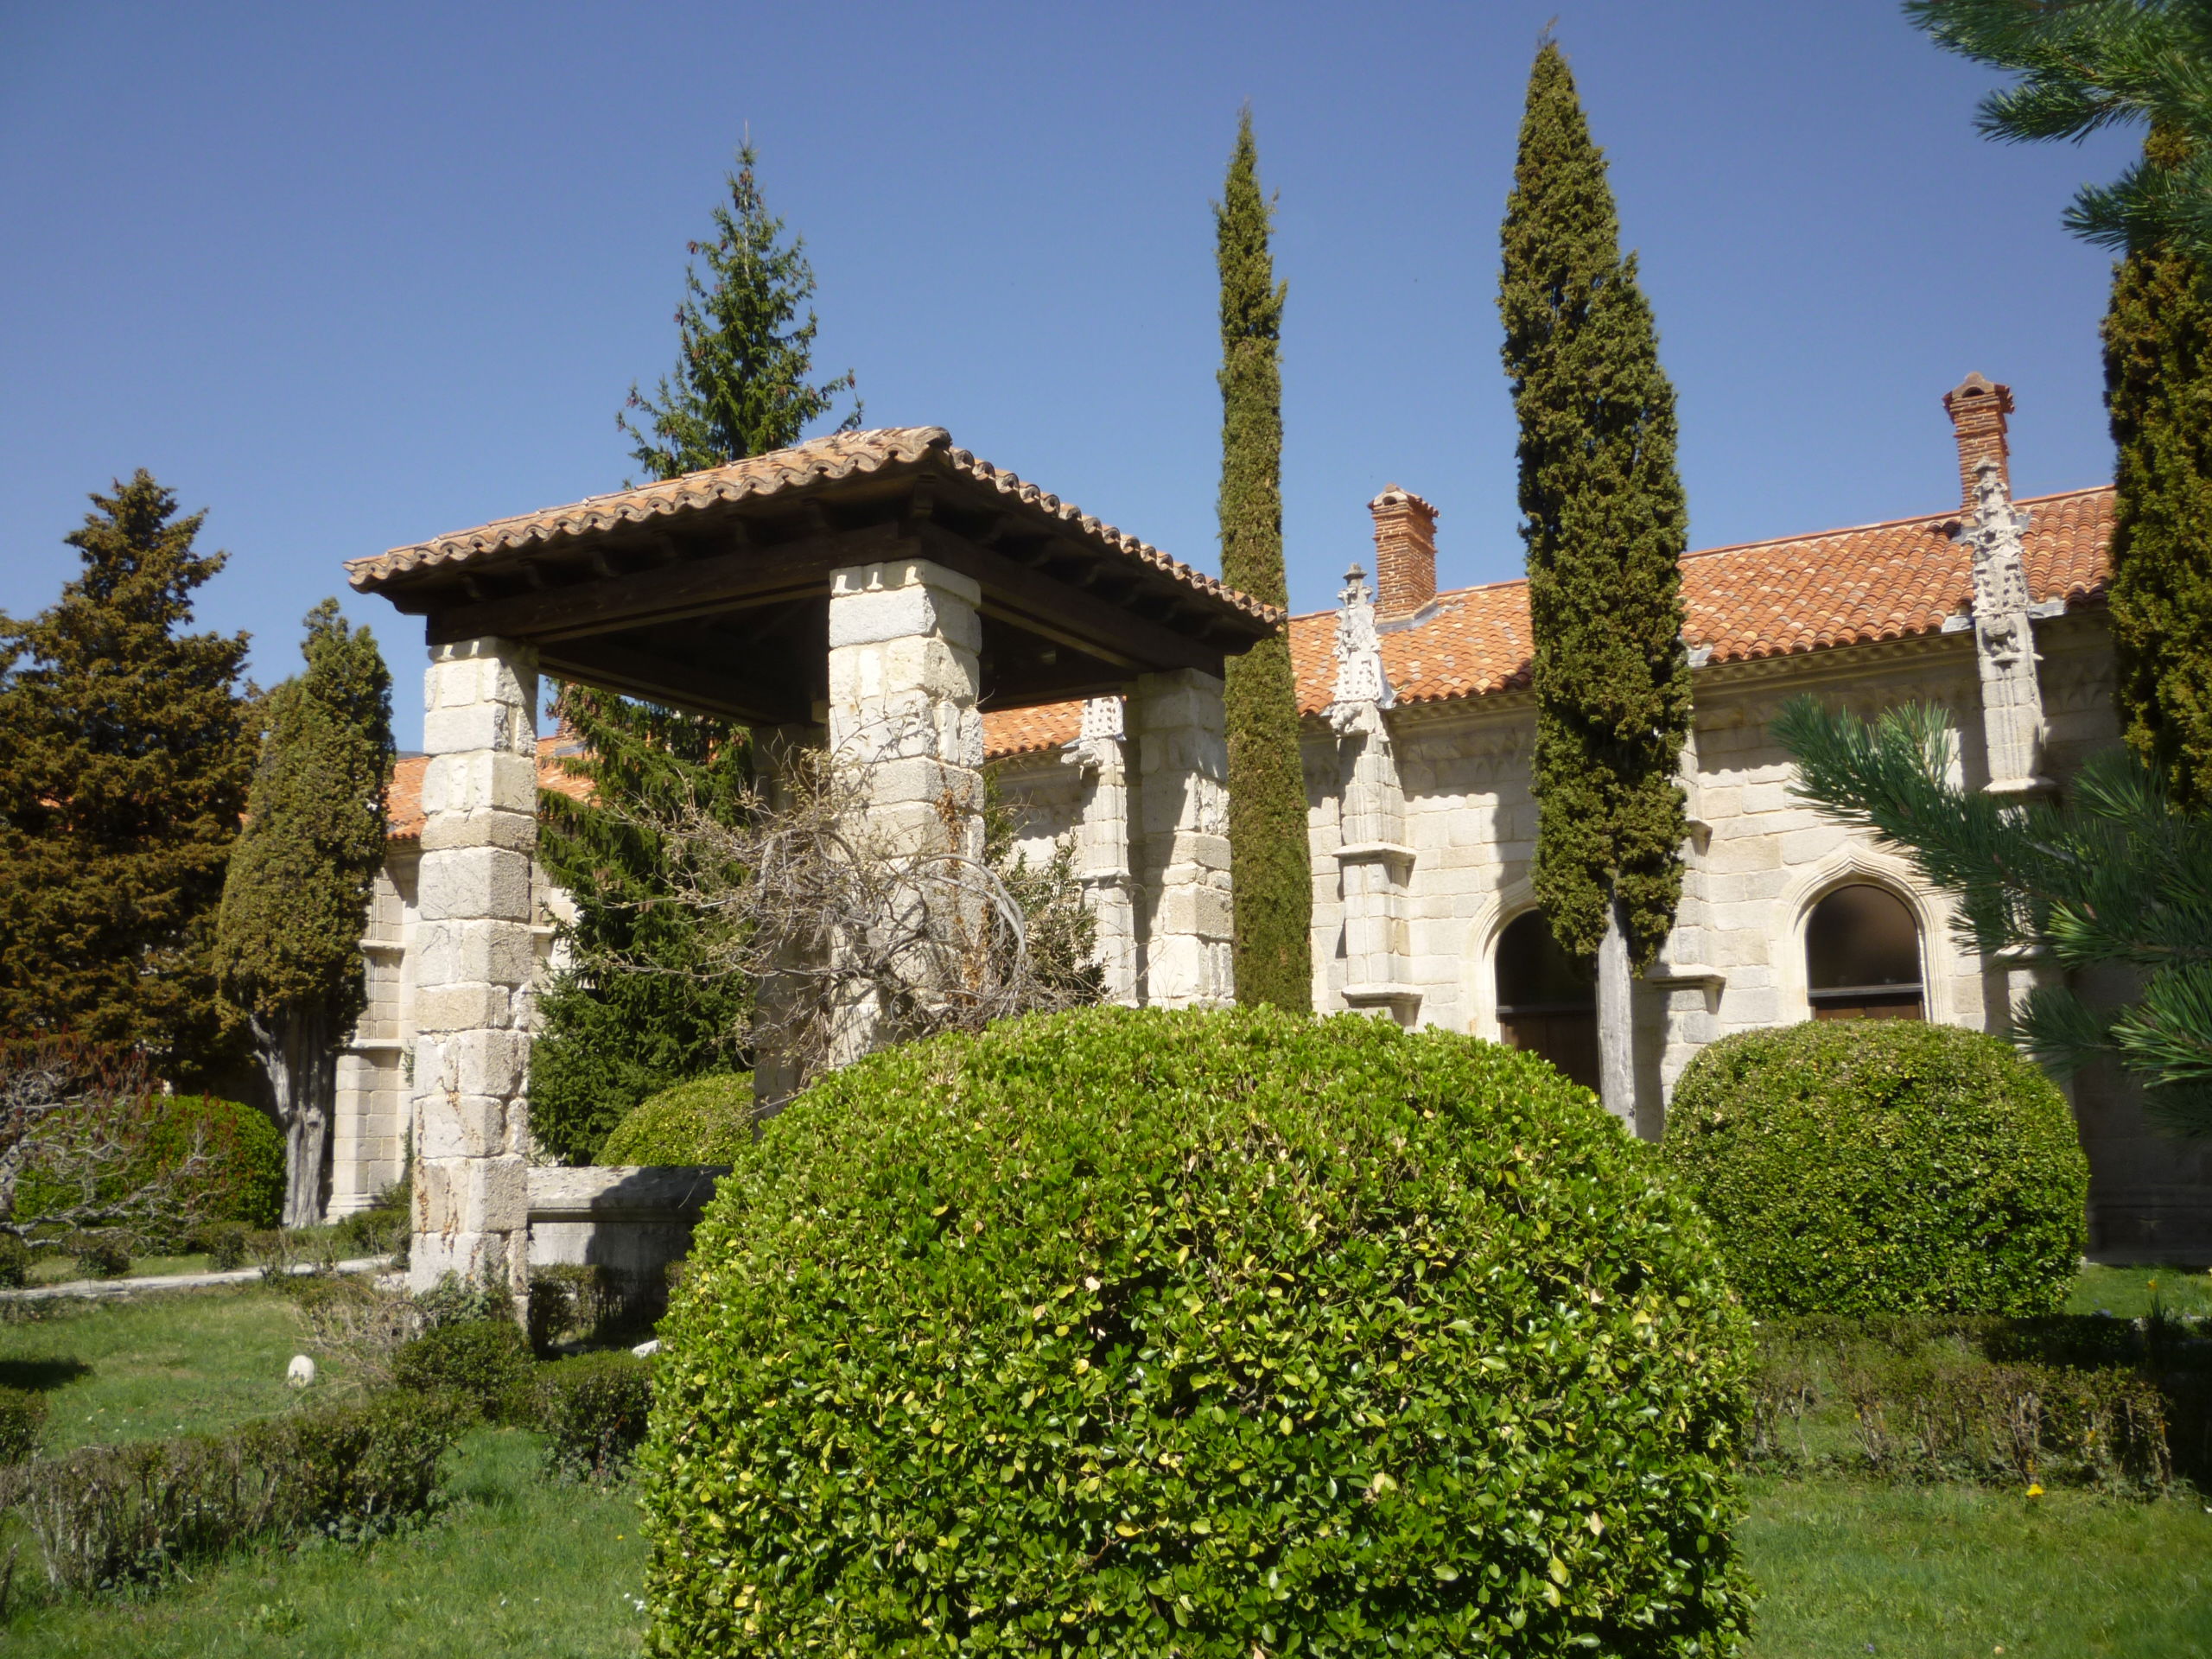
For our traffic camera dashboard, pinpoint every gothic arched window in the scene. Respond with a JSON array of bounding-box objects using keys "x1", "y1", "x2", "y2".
[
  {"x1": 1495, "y1": 909, "x2": 1599, "y2": 1090},
  {"x1": 1805, "y1": 883, "x2": 1924, "y2": 1021}
]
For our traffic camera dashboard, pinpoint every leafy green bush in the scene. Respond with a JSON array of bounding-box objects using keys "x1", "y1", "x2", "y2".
[
  {"x1": 0, "y1": 1233, "x2": 29, "y2": 1288},
  {"x1": 1662, "y1": 1020, "x2": 2088, "y2": 1317},
  {"x1": 644, "y1": 1006, "x2": 1752, "y2": 1658},
  {"x1": 0, "y1": 1387, "x2": 47, "y2": 1465},
  {"x1": 526, "y1": 1263, "x2": 625, "y2": 1353},
  {"x1": 0, "y1": 1389, "x2": 463, "y2": 1593},
  {"x1": 194, "y1": 1221, "x2": 251, "y2": 1271},
  {"x1": 14, "y1": 1093, "x2": 284, "y2": 1248},
  {"x1": 392, "y1": 1318, "x2": 531, "y2": 1418},
  {"x1": 529, "y1": 1351, "x2": 654, "y2": 1482},
  {"x1": 71, "y1": 1234, "x2": 130, "y2": 1280},
  {"x1": 595, "y1": 1074, "x2": 751, "y2": 1166}
]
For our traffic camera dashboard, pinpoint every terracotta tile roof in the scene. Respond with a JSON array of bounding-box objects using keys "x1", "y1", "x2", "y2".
[
  {"x1": 347, "y1": 427, "x2": 1281, "y2": 631},
  {"x1": 385, "y1": 735, "x2": 591, "y2": 842},
  {"x1": 984, "y1": 483, "x2": 2114, "y2": 756}
]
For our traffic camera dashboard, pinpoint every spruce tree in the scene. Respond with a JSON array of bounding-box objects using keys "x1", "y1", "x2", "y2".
[
  {"x1": 531, "y1": 689, "x2": 752, "y2": 1162},
  {"x1": 536, "y1": 141, "x2": 855, "y2": 1157},
  {"x1": 0, "y1": 474, "x2": 253, "y2": 1083},
  {"x1": 1498, "y1": 41, "x2": 1692, "y2": 1127},
  {"x1": 2102, "y1": 125, "x2": 2212, "y2": 811},
  {"x1": 213, "y1": 602, "x2": 394, "y2": 1225},
  {"x1": 618, "y1": 142, "x2": 860, "y2": 479},
  {"x1": 1215, "y1": 110, "x2": 1311, "y2": 1013}
]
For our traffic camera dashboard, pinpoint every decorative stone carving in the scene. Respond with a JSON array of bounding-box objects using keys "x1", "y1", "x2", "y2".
[
  {"x1": 1959, "y1": 458, "x2": 2053, "y2": 798},
  {"x1": 1327, "y1": 565, "x2": 1419, "y2": 1024},
  {"x1": 1061, "y1": 696, "x2": 1139, "y2": 1004}
]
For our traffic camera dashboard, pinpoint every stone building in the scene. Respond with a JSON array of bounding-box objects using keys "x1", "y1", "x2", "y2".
[
  {"x1": 988, "y1": 375, "x2": 2208, "y2": 1261},
  {"x1": 331, "y1": 379, "x2": 2212, "y2": 1262}
]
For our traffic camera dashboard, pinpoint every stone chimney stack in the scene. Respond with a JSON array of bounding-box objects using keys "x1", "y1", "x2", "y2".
[
  {"x1": 1368, "y1": 485, "x2": 1438, "y2": 622},
  {"x1": 1942, "y1": 373, "x2": 2014, "y2": 515}
]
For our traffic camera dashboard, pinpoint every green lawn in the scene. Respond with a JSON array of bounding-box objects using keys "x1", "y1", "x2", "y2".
[
  {"x1": 2069, "y1": 1262, "x2": 2212, "y2": 1319},
  {"x1": 3, "y1": 1274, "x2": 2209, "y2": 1656},
  {"x1": 0, "y1": 1284, "x2": 358, "y2": 1451},
  {"x1": 1744, "y1": 1472, "x2": 2212, "y2": 1657}
]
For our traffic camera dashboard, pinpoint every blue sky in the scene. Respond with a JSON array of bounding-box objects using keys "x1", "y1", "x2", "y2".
[{"x1": 2, "y1": 2, "x2": 2139, "y2": 749}]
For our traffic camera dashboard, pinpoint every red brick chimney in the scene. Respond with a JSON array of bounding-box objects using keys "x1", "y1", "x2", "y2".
[
  {"x1": 1368, "y1": 484, "x2": 1438, "y2": 621},
  {"x1": 1942, "y1": 372, "x2": 2013, "y2": 513}
]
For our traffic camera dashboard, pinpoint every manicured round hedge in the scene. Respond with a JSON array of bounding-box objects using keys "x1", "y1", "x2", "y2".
[
  {"x1": 643, "y1": 1007, "x2": 1751, "y2": 1658},
  {"x1": 596, "y1": 1075, "x2": 751, "y2": 1166},
  {"x1": 1660, "y1": 1020, "x2": 2088, "y2": 1317},
  {"x1": 16, "y1": 1093, "x2": 284, "y2": 1245}
]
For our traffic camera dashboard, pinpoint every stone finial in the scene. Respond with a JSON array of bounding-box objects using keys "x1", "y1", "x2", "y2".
[
  {"x1": 1956, "y1": 452, "x2": 2050, "y2": 795},
  {"x1": 1367, "y1": 485, "x2": 1438, "y2": 621},
  {"x1": 1062, "y1": 696, "x2": 1126, "y2": 778},
  {"x1": 1329, "y1": 563, "x2": 1394, "y2": 732},
  {"x1": 1942, "y1": 373, "x2": 2014, "y2": 516}
]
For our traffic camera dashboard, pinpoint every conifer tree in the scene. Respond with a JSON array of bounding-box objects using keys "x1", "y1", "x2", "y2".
[
  {"x1": 1215, "y1": 110, "x2": 1311, "y2": 1012},
  {"x1": 0, "y1": 474, "x2": 253, "y2": 1083},
  {"x1": 213, "y1": 602, "x2": 395, "y2": 1225},
  {"x1": 618, "y1": 143, "x2": 861, "y2": 479},
  {"x1": 2102, "y1": 125, "x2": 2212, "y2": 810},
  {"x1": 537, "y1": 141, "x2": 855, "y2": 1157},
  {"x1": 531, "y1": 692, "x2": 751, "y2": 1162},
  {"x1": 1498, "y1": 41, "x2": 1692, "y2": 1127}
]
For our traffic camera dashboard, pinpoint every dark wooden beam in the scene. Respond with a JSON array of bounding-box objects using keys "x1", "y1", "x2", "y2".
[
  {"x1": 538, "y1": 637, "x2": 809, "y2": 726},
  {"x1": 916, "y1": 523, "x2": 1224, "y2": 678},
  {"x1": 421, "y1": 520, "x2": 906, "y2": 646}
]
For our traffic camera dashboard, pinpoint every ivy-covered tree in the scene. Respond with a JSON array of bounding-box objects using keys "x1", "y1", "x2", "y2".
[
  {"x1": 1215, "y1": 109, "x2": 1310, "y2": 1013},
  {"x1": 1776, "y1": 696, "x2": 2212, "y2": 1136},
  {"x1": 1905, "y1": 0, "x2": 2212, "y2": 261},
  {"x1": 2102, "y1": 125, "x2": 2212, "y2": 811},
  {"x1": 536, "y1": 140, "x2": 858, "y2": 1159},
  {"x1": 213, "y1": 601, "x2": 394, "y2": 1226},
  {"x1": 0, "y1": 474, "x2": 253, "y2": 1084},
  {"x1": 618, "y1": 142, "x2": 861, "y2": 480},
  {"x1": 1498, "y1": 41, "x2": 1692, "y2": 1127}
]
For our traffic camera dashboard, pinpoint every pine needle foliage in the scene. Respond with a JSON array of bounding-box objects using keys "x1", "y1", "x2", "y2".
[
  {"x1": 1497, "y1": 43, "x2": 1692, "y2": 970},
  {"x1": 531, "y1": 689, "x2": 752, "y2": 1165},
  {"x1": 1215, "y1": 110, "x2": 1311, "y2": 1012},
  {"x1": 1904, "y1": 0, "x2": 2212, "y2": 260},
  {"x1": 618, "y1": 143, "x2": 861, "y2": 481},
  {"x1": 1774, "y1": 696, "x2": 2212, "y2": 1136},
  {"x1": 0, "y1": 474, "x2": 253, "y2": 1083},
  {"x1": 2102, "y1": 125, "x2": 2212, "y2": 809},
  {"x1": 214, "y1": 601, "x2": 395, "y2": 1224}
]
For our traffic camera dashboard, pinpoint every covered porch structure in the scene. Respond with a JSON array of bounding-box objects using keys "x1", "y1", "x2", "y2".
[{"x1": 346, "y1": 426, "x2": 1279, "y2": 1292}]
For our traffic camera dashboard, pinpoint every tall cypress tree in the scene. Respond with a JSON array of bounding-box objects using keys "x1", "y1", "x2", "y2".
[
  {"x1": 535, "y1": 141, "x2": 857, "y2": 1160},
  {"x1": 213, "y1": 601, "x2": 395, "y2": 1225},
  {"x1": 1215, "y1": 110, "x2": 1311, "y2": 1013},
  {"x1": 0, "y1": 474, "x2": 253, "y2": 1084},
  {"x1": 2103, "y1": 126, "x2": 2212, "y2": 811},
  {"x1": 1498, "y1": 41, "x2": 1691, "y2": 1127}
]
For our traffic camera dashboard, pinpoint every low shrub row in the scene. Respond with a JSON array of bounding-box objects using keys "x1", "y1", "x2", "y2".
[
  {"x1": 0, "y1": 1389, "x2": 466, "y2": 1594},
  {"x1": 0, "y1": 1386, "x2": 47, "y2": 1465},
  {"x1": 1745, "y1": 1313, "x2": 2207, "y2": 1495}
]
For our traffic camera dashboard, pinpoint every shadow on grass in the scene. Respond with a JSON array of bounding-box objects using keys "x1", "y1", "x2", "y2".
[{"x1": 0, "y1": 1356, "x2": 92, "y2": 1391}]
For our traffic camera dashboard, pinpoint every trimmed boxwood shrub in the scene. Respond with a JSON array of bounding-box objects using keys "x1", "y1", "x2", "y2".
[
  {"x1": 530, "y1": 1351, "x2": 655, "y2": 1482},
  {"x1": 1661, "y1": 1020, "x2": 2088, "y2": 1318},
  {"x1": 596, "y1": 1074, "x2": 751, "y2": 1166},
  {"x1": 15, "y1": 1092, "x2": 284, "y2": 1247},
  {"x1": 643, "y1": 1006, "x2": 1752, "y2": 1658},
  {"x1": 392, "y1": 1318, "x2": 532, "y2": 1417}
]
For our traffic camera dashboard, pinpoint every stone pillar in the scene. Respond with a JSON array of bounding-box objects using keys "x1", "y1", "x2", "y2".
[
  {"x1": 1061, "y1": 696, "x2": 1140, "y2": 1004},
  {"x1": 1128, "y1": 667, "x2": 1234, "y2": 1008},
  {"x1": 409, "y1": 637, "x2": 538, "y2": 1296},
  {"x1": 823, "y1": 557, "x2": 985, "y2": 1063},
  {"x1": 1327, "y1": 564, "x2": 1419, "y2": 1023}
]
